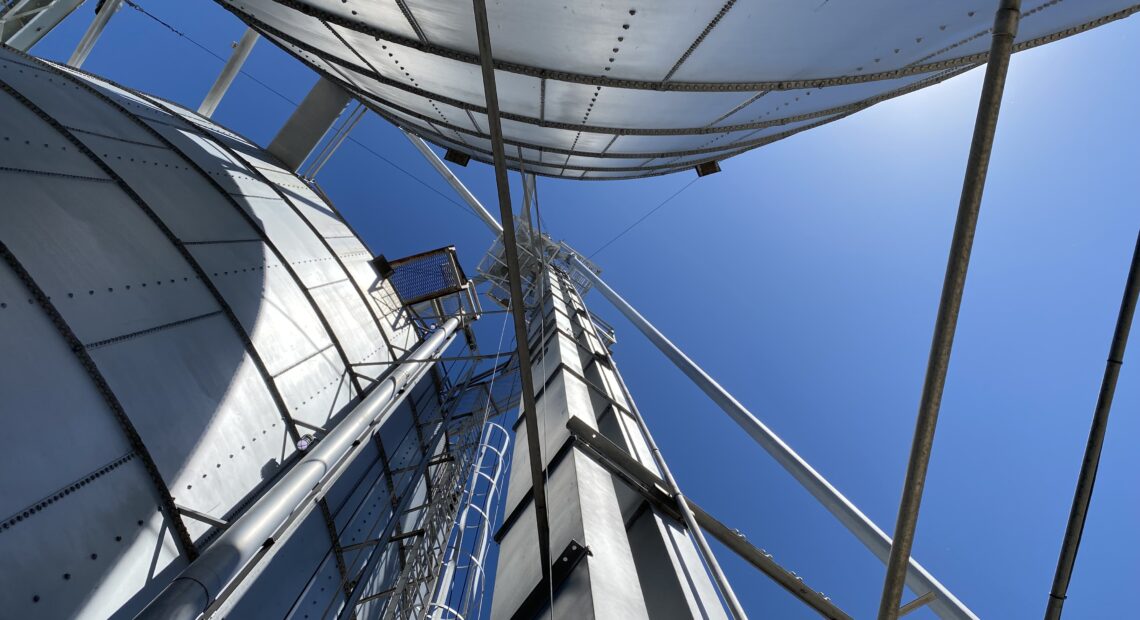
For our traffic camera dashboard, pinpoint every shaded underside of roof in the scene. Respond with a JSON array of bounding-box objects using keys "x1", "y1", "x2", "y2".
[{"x1": 218, "y1": 0, "x2": 1139, "y2": 180}]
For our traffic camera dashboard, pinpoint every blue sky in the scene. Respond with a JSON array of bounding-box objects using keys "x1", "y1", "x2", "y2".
[{"x1": 30, "y1": 4, "x2": 1139, "y2": 618}]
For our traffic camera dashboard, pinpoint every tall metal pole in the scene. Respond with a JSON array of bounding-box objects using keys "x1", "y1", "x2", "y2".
[
  {"x1": 402, "y1": 130, "x2": 504, "y2": 235},
  {"x1": 876, "y1": 2, "x2": 1021, "y2": 618},
  {"x1": 1044, "y1": 230, "x2": 1140, "y2": 619},
  {"x1": 198, "y1": 27, "x2": 259, "y2": 118},
  {"x1": 67, "y1": 0, "x2": 122, "y2": 68},
  {"x1": 471, "y1": 0, "x2": 552, "y2": 586},
  {"x1": 568, "y1": 255, "x2": 976, "y2": 620}
]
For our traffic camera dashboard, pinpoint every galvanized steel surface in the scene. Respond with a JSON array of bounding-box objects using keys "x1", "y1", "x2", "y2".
[
  {"x1": 215, "y1": 0, "x2": 1138, "y2": 178},
  {"x1": 0, "y1": 45, "x2": 421, "y2": 619}
]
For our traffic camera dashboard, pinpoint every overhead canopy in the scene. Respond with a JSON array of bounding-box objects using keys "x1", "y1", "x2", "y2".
[{"x1": 218, "y1": 0, "x2": 1138, "y2": 180}]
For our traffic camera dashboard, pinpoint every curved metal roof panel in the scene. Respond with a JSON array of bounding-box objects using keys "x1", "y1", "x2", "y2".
[{"x1": 219, "y1": 0, "x2": 1139, "y2": 179}]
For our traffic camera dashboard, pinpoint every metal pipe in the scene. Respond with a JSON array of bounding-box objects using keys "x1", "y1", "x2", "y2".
[
  {"x1": 67, "y1": 0, "x2": 121, "y2": 68},
  {"x1": 402, "y1": 130, "x2": 503, "y2": 235},
  {"x1": 602, "y1": 309, "x2": 747, "y2": 619},
  {"x1": 304, "y1": 102, "x2": 364, "y2": 180},
  {"x1": 198, "y1": 28, "x2": 259, "y2": 118},
  {"x1": 134, "y1": 317, "x2": 462, "y2": 620},
  {"x1": 877, "y1": 2, "x2": 1020, "y2": 618},
  {"x1": 1045, "y1": 230, "x2": 1140, "y2": 619},
  {"x1": 568, "y1": 254, "x2": 976, "y2": 620},
  {"x1": 471, "y1": 0, "x2": 552, "y2": 585}
]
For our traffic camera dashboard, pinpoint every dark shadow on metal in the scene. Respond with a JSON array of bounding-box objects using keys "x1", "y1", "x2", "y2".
[
  {"x1": 509, "y1": 540, "x2": 590, "y2": 620},
  {"x1": 1044, "y1": 230, "x2": 1140, "y2": 620}
]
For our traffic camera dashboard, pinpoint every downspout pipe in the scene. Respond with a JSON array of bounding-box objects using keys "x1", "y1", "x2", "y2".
[
  {"x1": 568, "y1": 254, "x2": 976, "y2": 620},
  {"x1": 135, "y1": 317, "x2": 463, "y2": 620}
]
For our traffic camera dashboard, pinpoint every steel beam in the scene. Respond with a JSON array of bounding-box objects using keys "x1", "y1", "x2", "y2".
[
  {"x1": 67, "y1": 0, "x2": 121, "y2": 68},
  {"x1": 564, "y1": 415, "x2": 851, "y2": 620},
  {"x1": 470, "y1": 0, "x2": 551, "y2": 587},
  {"x1": 568, "y1": 254, "x2": 975, "y2": 620},
  {"x1": 198, "y1": 27, "x2": 259, "y2": 118},
  {"x1": 1044, "y1": 230, "x2": 1140, "y2": 619},
  {"x1": 302, "y1": 102, "x2": 364, "y2": 180},
  {"x1": 267, "y1": 76, "x2": 352, "y2": 172},
  {"x1": 135, "y1": 318, "x2": 462, "y2": 620},
  {"x1": 0, "y1": 0, "x2": 85, "y2": 51},
  {"x1": 403, "y1": 129, "x2": 503, "y2": 235},
  {"x1": 876, "y1": 3, "x2": 1020, "y2": 618}
]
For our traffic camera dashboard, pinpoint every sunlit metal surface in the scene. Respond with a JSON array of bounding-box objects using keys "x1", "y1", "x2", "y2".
[
  {"x1": 217, "y1": 0, "x2": 1138, "y2": 179},
  {"x1": 0, "y1": 44, "x2": 428, "y2": 618}
]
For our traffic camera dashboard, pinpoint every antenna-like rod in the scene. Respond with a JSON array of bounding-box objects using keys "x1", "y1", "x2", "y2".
[{"x1": 1045, "y1": 230, "x2": 1140, "y2": 619}]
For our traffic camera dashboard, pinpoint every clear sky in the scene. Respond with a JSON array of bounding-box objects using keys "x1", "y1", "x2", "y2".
[{"x1": 30, "y1": 3, "x2": 1139, "y2": 618}]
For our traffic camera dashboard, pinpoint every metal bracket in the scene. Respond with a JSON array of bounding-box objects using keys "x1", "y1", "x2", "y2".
[
  {"x1": 564, "y1": 416, "x2": 853, "y2": 620},
  {"x1": 509, "y1": 539, "x2": 591, "y2": 620},
  {"x1": 175, "y1": 504, "x2": 228, "y2": 530}
]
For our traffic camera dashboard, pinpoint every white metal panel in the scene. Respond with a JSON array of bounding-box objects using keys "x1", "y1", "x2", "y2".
[
  {"x1": 0, "y1": 459, "x2": 187, "y2": 619},
  {"x1": 0, "y1": 176, "x2": 220, "y2": 346},
  {"x1": 223, "y1": 0, "x2": 1139, "y2": 178},
  {"x1": 0, "y1": 264, "x2": 133, "y2": 518},
  {"x1": 90, "y1": 314, "x2": 295, "y2": 535}
]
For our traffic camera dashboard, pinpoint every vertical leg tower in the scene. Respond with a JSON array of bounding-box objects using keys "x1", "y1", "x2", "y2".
[{"x1": 491, "y1": 267, "x2": 726, "y2": 620}]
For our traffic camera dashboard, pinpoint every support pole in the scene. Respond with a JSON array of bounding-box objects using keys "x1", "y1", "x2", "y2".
[
  {"x1": 568, "y1": 254, "x2": 976, "y2": 620},
  {"x1": 877, "y1": 2, "x2": 1020, "y2": 618},
  {"x1": 403, "y1": 130, "x2": 503, "y2": 235},
  {"x1": 67, "y1": 0, "x2": 121, "y2": 68},
  {"x1": 303, "y1": 102, "x2": 364, "y2": 180},
  {"x1": 135, "y1": 318, "x2": 462, "y2": 620},
  {"x1": 1045, "y1": 230, "x2": 1140, "y2": 619},
  {"x1": 198, "y1": 27, "x2": 259, "y2": 118},
  {"x1": 471, "y1": 0, "x2": 552, "y2": 586}
]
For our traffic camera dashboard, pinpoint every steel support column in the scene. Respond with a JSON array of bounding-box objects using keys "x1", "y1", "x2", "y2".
[
  {"x1": 470, "y1": 0, "x2": 551, "y2": 585},
  {"x1": 1044, "y1": 230, "x2": 1140, "y2": 619},
  {"x1": 877, "y1": 2, "x2": 1020, "y2": 618},
  {"x1": 67, "y1": 0, "x2": 121, "y2": 68},
  {"x1": 568, "y1": 254, "x2": 975, "y2": 620},
  {"x1": 267, "y1": 76, "x2": 352, "y2": 172},
  {"x1": 198, "y1": 27, "x2": 259, "y2": 118}
]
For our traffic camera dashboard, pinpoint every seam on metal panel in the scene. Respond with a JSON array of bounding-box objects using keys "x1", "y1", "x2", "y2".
[
  {"x1": 391, "y1": 0, "x2": 428, "y2": 44},
  {"x1": 234, "y1": 0, "x2": 1139, "y2": 92},
  {"x1": 17, "y1": 53, "x2": 329, "y2": 448},
  {"x1": 85, "y1": 310, "x2": 223, "y2": 350},
  {"x1": 2, "y1": 60, "x2": 317, "y2": 493},
  {"x1": 136, "y1": 91, "x2": 402, "y2": 371},
  {"x1": 661, "y1": 0, "x2": 737, "y2": 83},
  {"x1": 182, "y1": 238, "x2": 263, "y2": 245},
  {"x1": 0, "y1": 233, "x2": 197, "y2": 558},
  {"x1": 0, "y1": 451, "x2": 136, "y2": 534},
  {"x1": 65, "y1": 125, "x2": 166, "y2": 148},
  {"x1": 132, "y1": 92, "x2": 367, "y2": 401},
  {"x1": 0, "y1": 164, "x2": 113, "y2": 182}
]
